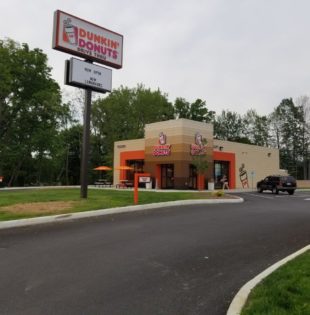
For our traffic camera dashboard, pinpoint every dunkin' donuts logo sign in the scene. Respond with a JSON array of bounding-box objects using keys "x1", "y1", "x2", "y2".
[
  {"x1": 153, "y1": 132, "x2": 171, "y2": 156},
  {"x1": 53, "y1": 10, "x2": 123, "y2": 69},
  {"x1": 190, "y1": 133, "x2": 207, "y2": 155}
]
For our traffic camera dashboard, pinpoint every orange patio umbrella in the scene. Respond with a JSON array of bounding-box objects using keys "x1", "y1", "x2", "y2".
[
  {"x1": 94, "y1": 166, "x2": 112, "y2": 181},
  {"x1": 115, "y1": 165, "x2": 134, "y2": 184},
  {"x1": 115, "y1": 166, "x2": 134, "y2": 171},
  {"x1": 93, "y1": 166, "x2": 112, "y2": 171}
]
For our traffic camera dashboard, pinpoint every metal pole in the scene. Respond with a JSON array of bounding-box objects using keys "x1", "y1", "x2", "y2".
[
  {"x1": 66, "y1": 144, "x2": 69, "y2": 185},
  {"x1": 80, "y1": 88, "x2": 92, "y2": 198}
]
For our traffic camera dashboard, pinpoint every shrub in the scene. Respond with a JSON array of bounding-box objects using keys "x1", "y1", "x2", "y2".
[{"x1": 212, "y1": 190, "x2": 224, "y2": 197}]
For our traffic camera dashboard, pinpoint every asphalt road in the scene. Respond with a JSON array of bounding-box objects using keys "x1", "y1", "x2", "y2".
[{"x1": 0, "y1": 191, "x2": 310, "y2": 315}]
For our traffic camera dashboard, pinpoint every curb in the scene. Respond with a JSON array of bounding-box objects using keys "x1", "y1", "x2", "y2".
[
  {"x1": 0, "y1": 197, "x2": 243, "y2": 230},
  {"x1": 227, "y1": 244, "x2": 310, "y2": 315}
]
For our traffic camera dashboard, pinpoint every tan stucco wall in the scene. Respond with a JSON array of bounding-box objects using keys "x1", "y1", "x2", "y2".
[
  {"x1": 144, "y1": 119, "x2": 214, "y2": 188},
  {"x1": 144, "y1": 119, "x2": 213, "y2": 159},
  {"x1": 214, "y1": 140, "x2": 280, "y2": 189},
  {"x1": 113, "y1": 138, "x2": 145, "y2": 185},
  {"x1": 145, "y1": 119, "x2": 213, "y2": 143}
]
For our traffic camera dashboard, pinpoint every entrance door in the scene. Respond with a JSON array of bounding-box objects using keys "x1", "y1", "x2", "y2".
[
  {"x1": 161, "y1": 164, "x2": 174, "y2": 189},
  {"x1": 214, "y1": 161, "x2": 229, "y2": 189},
  {"x1": 188, "y1": 164, "x2": 197, "y2": 189}
]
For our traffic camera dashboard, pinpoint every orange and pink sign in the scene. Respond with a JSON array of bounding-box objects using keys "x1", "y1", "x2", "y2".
[
  {"x1": 153, "y1": 132, "x2": 171, "y2": 156},
  {"x1": 190, "y1": 133, "x2": 207, "y2": 155},
  {"x1": 53, "y1": 10, "x2": 123, "y2": 69}
]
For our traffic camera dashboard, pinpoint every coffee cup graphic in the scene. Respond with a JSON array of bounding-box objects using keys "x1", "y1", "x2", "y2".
[
  {"x1": 239, "y1": 164, "x2": 249, "y2": 188},
  {"x1": 63, "y1": 19, "x2": 78, "y2": 45},
  {"x1": 159, "y1": 132, "x2": 166, "y2": 145}
]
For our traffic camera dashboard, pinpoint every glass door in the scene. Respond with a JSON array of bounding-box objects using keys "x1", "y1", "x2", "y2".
[
  {"x1": 214, "y1": 161, "x2": 229, "y2": 189},
  {"x1": 161, "y1": 164, "x2": 174, "y2": 189},
  {"x1": 188, "y1": 164, "x2": 197, "y2": 189}
]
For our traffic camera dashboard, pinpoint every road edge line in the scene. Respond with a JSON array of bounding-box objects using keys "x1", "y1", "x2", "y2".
[{"x1": 226, "y1": 244, "x2": 310, "y2": 315}]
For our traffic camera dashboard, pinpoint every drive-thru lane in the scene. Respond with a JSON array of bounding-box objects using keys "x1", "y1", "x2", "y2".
[{"x1": 0, "y1": 191, "x2": 309, "y2": 315}]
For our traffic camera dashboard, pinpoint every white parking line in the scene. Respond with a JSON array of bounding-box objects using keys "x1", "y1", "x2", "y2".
[
  {"x1": 247, "y1": 193, "x2": 274, "y2": 199},
  {"x1": 289, "y1": 194, "x2": 310, "y2": 198},
  {"x1": 246, "y1": 191, "x2": 310, "y2": 201}
]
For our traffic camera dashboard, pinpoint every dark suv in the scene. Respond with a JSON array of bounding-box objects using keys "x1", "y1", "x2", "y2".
[{"x1": 257, "y1": 175, "x2": 297, "y2": 195}]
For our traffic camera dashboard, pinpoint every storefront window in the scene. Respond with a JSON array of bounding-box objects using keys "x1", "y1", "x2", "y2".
[
  {"x1": 126, "y1": 160, "x2": 144, "y2": 181},
  {"x1": 214, "y1": 161, "x2": 229, "y2": 189}
]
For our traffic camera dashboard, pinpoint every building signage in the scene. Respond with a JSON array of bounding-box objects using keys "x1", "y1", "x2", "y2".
[
  {"x1": 53, "y1": 10, "x2": 123, "y2": 69},
  {"x1": 152, "y1": 132, "x2": 171, "y2": 156},
  {"x1": 139, "y1": 176, "x2": 151, "y2": 183},
  {"x1": 65, "y1": 58, "x2": 112, "y2": 93},
  {"x1": 153, "y1": 145, "x2": 171, "y2": 156},
  {"x1": 190, "y1": 132, "x2": 207, "y2": 155}
]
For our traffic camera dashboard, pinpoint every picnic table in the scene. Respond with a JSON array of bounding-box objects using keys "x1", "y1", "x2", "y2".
[
  {"x1": 116, "y1": 180, "x2": 133, "y2": 188},
  {"x1": 94, "y1": 179, "x2": 112, "y2": 187}
]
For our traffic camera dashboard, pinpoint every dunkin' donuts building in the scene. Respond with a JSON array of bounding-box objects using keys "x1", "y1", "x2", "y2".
[{"x1": 113, "y1": 119, "x2": 280, "y2": 190}]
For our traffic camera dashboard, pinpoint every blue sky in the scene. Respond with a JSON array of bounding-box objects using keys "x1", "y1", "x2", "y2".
[{"x1": 1, "y1": 0, "x2": 310, "y2": 115}]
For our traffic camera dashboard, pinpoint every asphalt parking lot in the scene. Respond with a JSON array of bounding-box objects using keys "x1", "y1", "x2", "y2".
[{"x1": 0, "y1": 190, "x2": 309, "y2": 315}]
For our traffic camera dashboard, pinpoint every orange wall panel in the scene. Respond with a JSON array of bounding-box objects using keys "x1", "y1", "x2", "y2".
[
  {"x1": 119, "y1": 150, "x2": 145, "y2": 180},
  {"x1": 213, "y1": 151, "x2": 236, "y2": 189}
]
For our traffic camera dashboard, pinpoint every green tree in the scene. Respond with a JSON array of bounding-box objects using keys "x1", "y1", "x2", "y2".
[
  {"x1": 191, "y1": 139, "x2": 209, "y2": 175},
  {"x1": 295, "y1": 95, "x2": 310, "y2": 179},
  {"x1": 269, "y1": 98, "x2": 305, "y2": 177},
  {"x1": 214, "y1": 110, "x2": 247, "y2": 142},
  {"x1": 243, "y1": 109, "x2": 270, "y2": 146},
  {"x1": 91, "y1": 84, "x2": 174, "y2": 163},
  {"x1": 56, "y1": 125, "x2": 83, "y2": 185},
  {"x1": 0, "y1": 39, "x2": 69, "y2": 186},
  {"x1": 174, "y1": 98, "x2": 215, "y2": 122},
  {"x1": 174, "y1": 97, "x2": 190, "y2": 119}
]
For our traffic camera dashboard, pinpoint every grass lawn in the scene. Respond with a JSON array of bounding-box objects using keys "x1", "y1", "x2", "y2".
[
  {"x1": 241, "y1": 250, "x2": 310, "y2": 315},
  {"x1": 0, "y1": 188, "x2": 229, "y2": 221}
]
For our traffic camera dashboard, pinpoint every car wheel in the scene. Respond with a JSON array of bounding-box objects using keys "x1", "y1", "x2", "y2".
[
  {"x1": 288, "y1": 190, "x2": 295, "y2": 195},
  {"x1": 257, "y1": 186, "x2": 263, "y2": 193}
]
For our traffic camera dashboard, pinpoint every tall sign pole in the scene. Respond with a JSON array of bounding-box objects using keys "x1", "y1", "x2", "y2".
[
  {"x1": 53, "y1": 10, "x2": 123, "y2": 198},
  {"x1": 80, "y1": 86, "x2": 92, "y2": 198}
]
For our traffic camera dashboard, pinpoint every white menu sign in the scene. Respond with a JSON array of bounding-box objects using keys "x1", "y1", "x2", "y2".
[{"x1": 68, "y1": 58, "x2": 112, "y2": 93}]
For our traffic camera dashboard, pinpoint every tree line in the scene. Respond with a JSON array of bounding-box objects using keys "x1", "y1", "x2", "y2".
[{"x1": 0, "y1": 39, "x2": 309, "y2": 187}]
